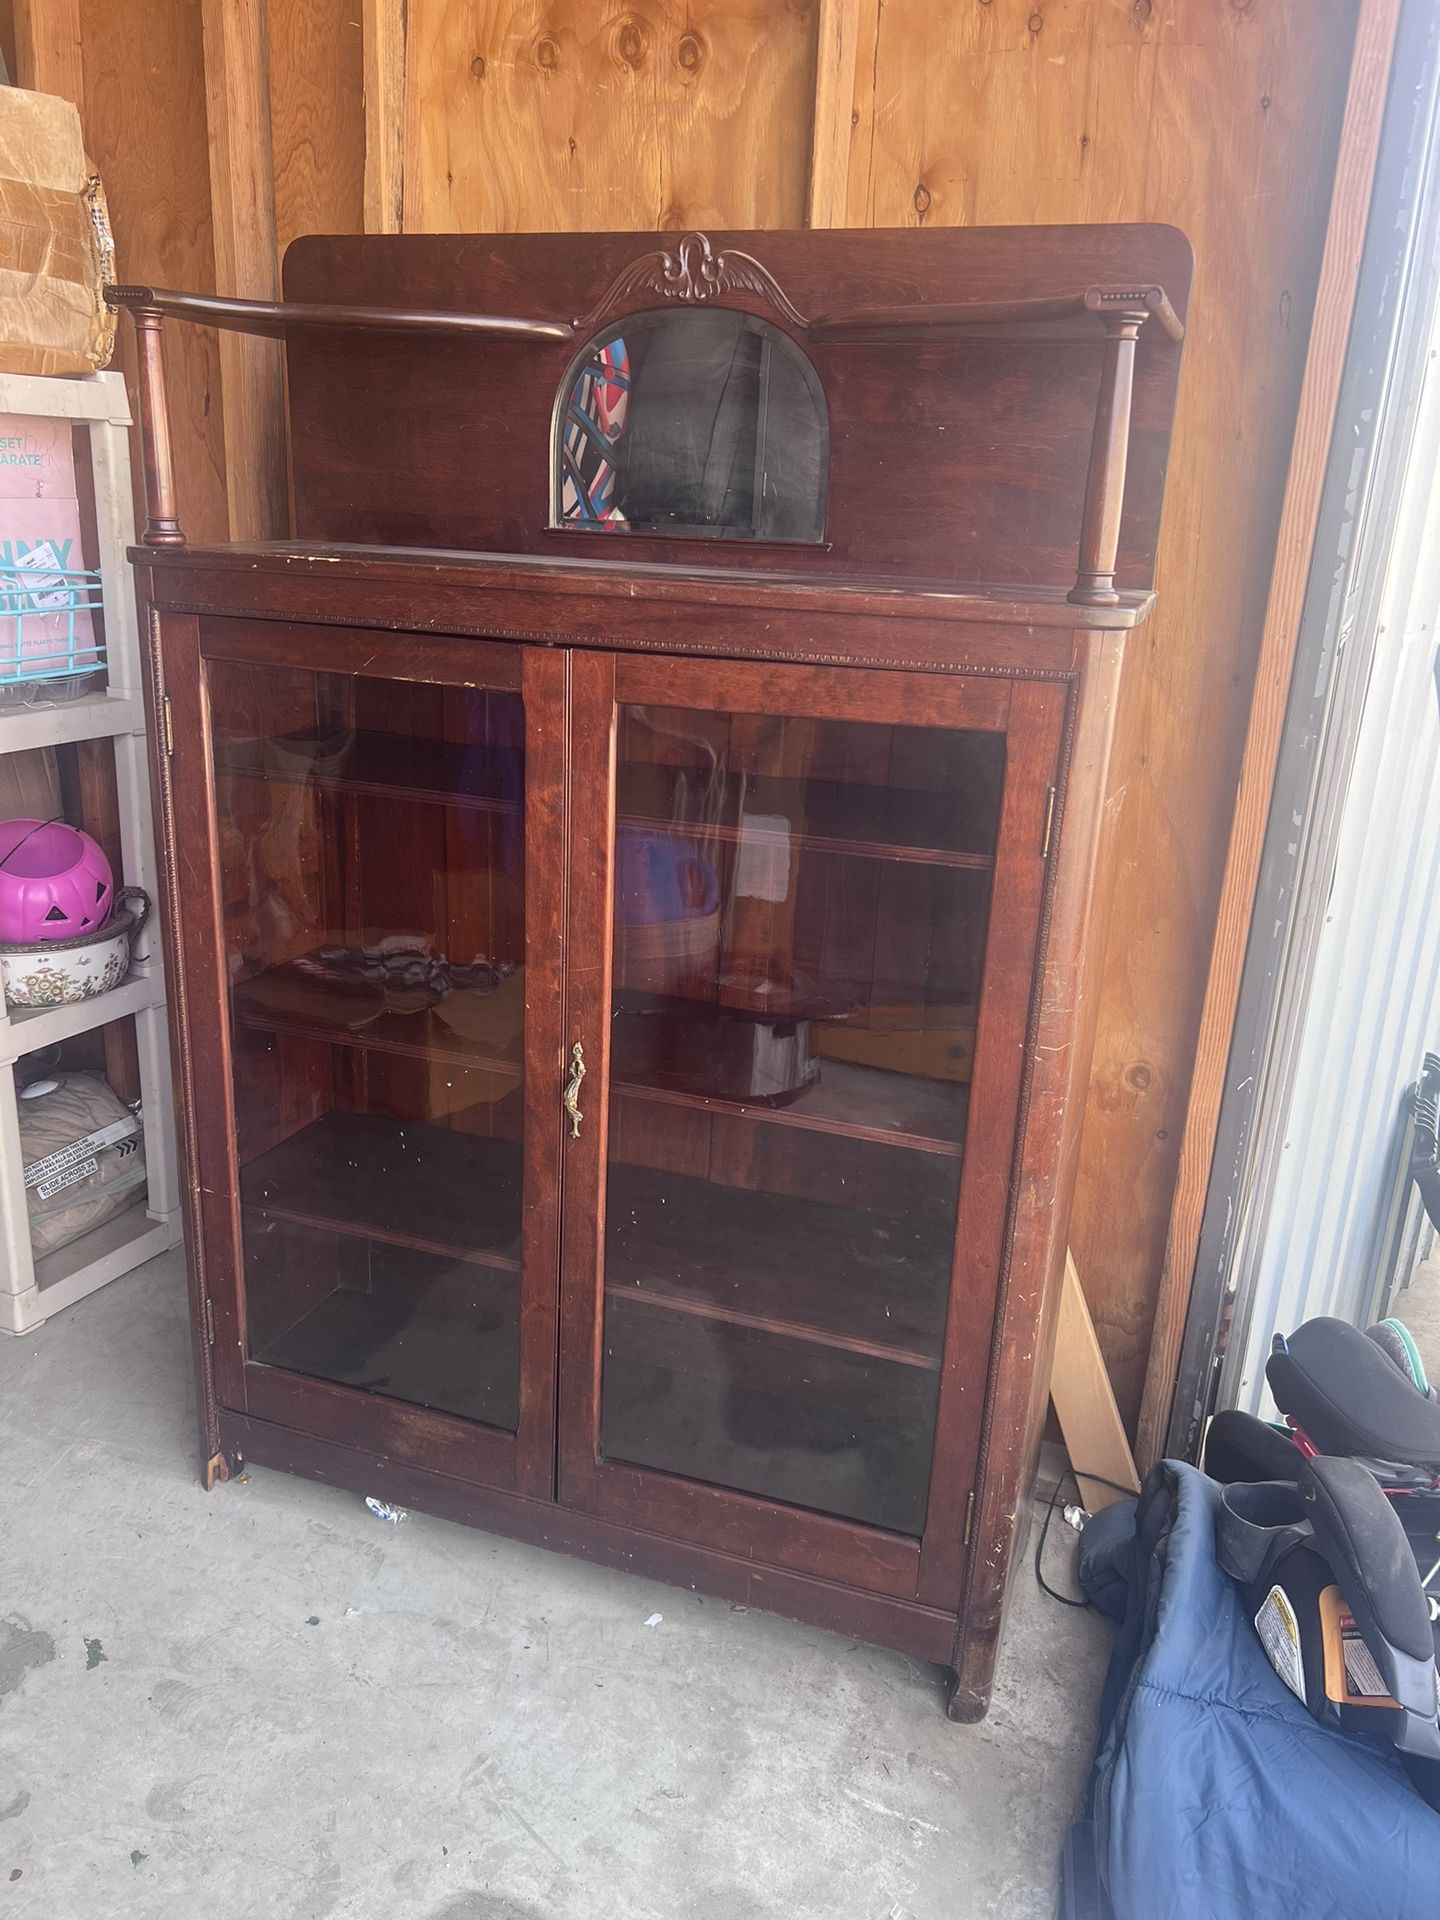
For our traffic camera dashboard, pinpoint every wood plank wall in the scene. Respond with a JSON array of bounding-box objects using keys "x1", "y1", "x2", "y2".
[
  {"x1": 2, "y1": 0, "x2": 1385, "y2": 1433},
  {"x1": 836, "y1": 0, "x2": 1363, "y2": 1426}
]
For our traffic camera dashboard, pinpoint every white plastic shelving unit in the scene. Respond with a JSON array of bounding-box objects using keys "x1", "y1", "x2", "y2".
[{"x1": 0, "y1": 369, "x2": 180, "y2": 1333}]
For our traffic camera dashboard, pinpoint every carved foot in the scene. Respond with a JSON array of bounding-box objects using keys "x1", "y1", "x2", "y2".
[
  {"x1": 202, "y1": 1447, "x2": 244, "y2": 1491},
  {"x1": 945, "y1": 1670, "x2": 989, "y2": 1723}
]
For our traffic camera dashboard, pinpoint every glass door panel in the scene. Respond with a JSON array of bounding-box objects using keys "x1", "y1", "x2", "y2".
[
  {"x1": 600, "y1": 705, "x2": 1002, "y2": 1536},
  {"x1": 209, "y1": 660, "x2": 527, "y2": 1432}
]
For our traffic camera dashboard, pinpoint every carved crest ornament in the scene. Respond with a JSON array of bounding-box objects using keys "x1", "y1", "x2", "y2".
[{"x1": 575, "y1": 231, "x2": 811, "y2": 334}]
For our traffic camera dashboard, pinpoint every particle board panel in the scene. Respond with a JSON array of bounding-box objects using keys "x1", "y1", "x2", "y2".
[
  {"x1": 403, "y1": 0, "x2": 819, "y2": 234},
  {"x1": 842, "y1": 0, "x2": 1364, "y2": 1424}
]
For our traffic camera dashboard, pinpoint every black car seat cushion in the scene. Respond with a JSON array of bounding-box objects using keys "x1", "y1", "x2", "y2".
[{"x1": 1267, "y1": 1318, "x2": 1440, "y2": 1470}]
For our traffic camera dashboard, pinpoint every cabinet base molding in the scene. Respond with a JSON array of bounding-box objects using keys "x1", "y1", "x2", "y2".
[{"x1": 219, "y1": 1409, "x2": 964, "y2": 1675}]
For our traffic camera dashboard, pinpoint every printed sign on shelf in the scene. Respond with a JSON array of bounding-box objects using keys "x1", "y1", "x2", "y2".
[{"x1": 0, "y1": 413, "x2": 98, "y2": 677}]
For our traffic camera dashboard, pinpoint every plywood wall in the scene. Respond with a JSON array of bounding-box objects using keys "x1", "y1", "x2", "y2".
[
  {"x1": 836, "y1": 0, "x2": 1363, "y2": 1423},
  {"x1": 268, "y1": 0, "x2": 364, "y2": 254},
  {"x1": 403, "y1": 0, "x2": 818, "y2": 233},
  {"x1": 75, "y1": 0, "x2": 230, "y2": 544},
  {"x1": 2, "y1": 0, "x2": 1387, "y2": 1432}
]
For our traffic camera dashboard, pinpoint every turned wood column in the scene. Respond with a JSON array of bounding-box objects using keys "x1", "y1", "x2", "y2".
[
  {"x1": 1067, "y1": 312, "x2": 1142, "y2": 609},
  {"x1": 130, "y1": 308, "x2": 186, "y2": 549}
]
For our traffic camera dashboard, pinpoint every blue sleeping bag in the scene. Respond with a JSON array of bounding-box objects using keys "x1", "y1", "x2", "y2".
[{"x1": 1064, "y1": 1460, "x2": 1440, "y2": 1920}]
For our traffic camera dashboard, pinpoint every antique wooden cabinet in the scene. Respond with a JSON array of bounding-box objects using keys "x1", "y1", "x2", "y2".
[{"x1": 113, "y1": 225, "x2": 1189, "y2": 1718}]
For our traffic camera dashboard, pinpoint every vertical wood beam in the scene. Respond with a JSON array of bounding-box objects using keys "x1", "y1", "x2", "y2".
[
  {"x1": 362, "y1": 0, "x2": 409, "y2": 234},
  {"x1": 201, "y1": 0, "x2": 287, "y2": 542},
  {"x1": 806, "y1": 0, "x2": 861, "y2": 228},
  {"x1": 1136, "y1": 0, "x2": 1404, "y2": 1471},
  {"x1": 12, "y1": 0, "x2": 83, "y2": 101}
]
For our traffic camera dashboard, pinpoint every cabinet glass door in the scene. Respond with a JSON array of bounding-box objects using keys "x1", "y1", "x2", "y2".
[
  {"x1": 562, "y1": 655, "x2": 1059, "y2": 1593},
  {"x1": 203, "y1": 648, "x2": 544, "y2": 1476}
]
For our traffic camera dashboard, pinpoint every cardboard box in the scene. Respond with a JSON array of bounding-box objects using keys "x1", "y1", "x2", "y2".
[
  {"x1": 0, "y1": 88, "x2": 115, "y2": 377},
  {"x1": 0, "y1": 414, "x2": 99, "y2": 676}
]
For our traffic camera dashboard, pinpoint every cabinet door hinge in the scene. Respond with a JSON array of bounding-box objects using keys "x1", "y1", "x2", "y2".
[
  {"x1": 1040, "y1": 785, "x2": 1056, "y2": 859},
  {"x1": 204, "y1": 1295, "x2": 215, "y2": 1345},
  {"x1": 963, "y1": 1488, "x2": 976, "y2": 1547},
  {"x1": 162, "y1": 694, "x2": 175, "y2": 757}
]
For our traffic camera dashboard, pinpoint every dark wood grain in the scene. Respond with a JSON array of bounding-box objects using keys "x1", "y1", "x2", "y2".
[
  {"x1": 915, "y1": 679, "x2": 1069, "y2": 1615},
  {"x1": 273, "y1": 225, "x2": 1188, "y2": 591},
  {"x1": 809, "y1": 284, "x2": 1185, "y2": 344},
  {"x1": 514, "y1": 643, "x2": 569, "y2": 1500},
  {"x1": 130, "y1": 310, "x2": 185, "y2": 546},
  {"x1": 947, "y1": 639, "x2": 1125, "y2": 1718},
  {"x1": 554, "y1": 647, "x2": 618, "y2": 1520},
  {"x1": 107, "y1": 282, "x2": 575, "y2": 341}
]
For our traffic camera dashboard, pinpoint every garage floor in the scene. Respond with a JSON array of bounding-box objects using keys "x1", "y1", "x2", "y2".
[{"x1": 1, "y1": 1248, "x2": 1111, "y2": 1920}]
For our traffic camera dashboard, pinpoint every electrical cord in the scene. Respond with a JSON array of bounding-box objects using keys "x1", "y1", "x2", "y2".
[{"x1": 1035, "y1": 1466, "x2": 1143, "y2": 1609}]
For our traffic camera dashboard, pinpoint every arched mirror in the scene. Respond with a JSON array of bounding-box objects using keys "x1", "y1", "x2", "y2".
[{"x1": 554, "y1": 309, "x2": 828, "y2": 543}]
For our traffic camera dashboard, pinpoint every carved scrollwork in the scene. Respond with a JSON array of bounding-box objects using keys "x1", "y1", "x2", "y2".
[{"x1": 575, "y1": 231, "x2": 810, "y2": 333}]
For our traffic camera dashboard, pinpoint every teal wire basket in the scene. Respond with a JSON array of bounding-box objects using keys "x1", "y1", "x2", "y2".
[{"x1": 0, "y1": 562, "x2": 105, "y2": 707}]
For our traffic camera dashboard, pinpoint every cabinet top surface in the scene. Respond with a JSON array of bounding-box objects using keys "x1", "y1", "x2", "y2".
[{"x1": 137, "y1": 539, "x2": 1158, "y2": 632}]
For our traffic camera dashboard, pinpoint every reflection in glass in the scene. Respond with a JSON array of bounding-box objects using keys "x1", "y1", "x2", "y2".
[
  {"x1": 600, "y1": 706, "x2": 1003, "y2": 1536},
  {"x1": 210, "y1": 661, "x2": 526, "y2": 1431},
  {"x1": 557, "y1": 310, "x2": 828, "y2": 542}
]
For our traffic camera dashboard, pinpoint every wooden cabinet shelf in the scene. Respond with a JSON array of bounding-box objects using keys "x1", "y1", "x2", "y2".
[
  {"x1": 233, "y1": 963, "x2": 525, "y2": 1078},
  {"x1": 256, "y1": 1281, "x2": 520, "y2": 1430},
  {"x1": 618, "y1": 764, "x2": 1000, "y2": 869},
  {"x1": 240, "y1": 1111, "x2": 523, "y2": 1269},
  {"x1": 605, "y1": 1164, "x2": 952, "y2": 1369},
  {"x1": 601, "y1": 1309, "x2": 938, "y2": 1536},
  {"x1": 216, "y1": 729, "x2": 521, "y2": 816},
  {"x1": 614, "y1": 1056, "x2": 967, "y2": 1156}
]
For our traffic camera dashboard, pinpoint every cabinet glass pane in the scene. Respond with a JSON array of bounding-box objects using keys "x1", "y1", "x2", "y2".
[
  {"x1": 600, "y1": 705, "x2": 1002, "y2": 1536},
  {"x1": 209, "y1": 662, "x2": 526, "y2": 1432}
]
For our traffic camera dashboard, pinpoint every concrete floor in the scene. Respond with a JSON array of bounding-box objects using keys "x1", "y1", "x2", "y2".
[{"x1": 1, "y1": 1249, "x2": 1111, "y2": 1920}]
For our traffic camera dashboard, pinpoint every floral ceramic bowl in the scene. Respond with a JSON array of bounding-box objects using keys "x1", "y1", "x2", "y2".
[{"x1": 0, "y1": 887, "x2": 150, "y2": 1008}]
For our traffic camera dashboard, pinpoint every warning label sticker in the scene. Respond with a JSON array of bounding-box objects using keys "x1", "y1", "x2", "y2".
[
  {"x1": 1342, "y1": 1627, "x2": 1389, "y2": 1700},
  {"x1": 34, "y1": 1155, "x2": 98, "y2": 1201},
  {"x1": 1255, "y1": 1585, "x2": 1306, "y2": 1703},
  {"x1": 23, "y1": 1113, "x2": 139, "y2": 1190}
]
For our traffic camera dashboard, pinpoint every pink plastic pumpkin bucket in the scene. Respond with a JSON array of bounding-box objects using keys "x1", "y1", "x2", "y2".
[{"x1": 0, "y1": 820, "x2": 114, "y2": 943}]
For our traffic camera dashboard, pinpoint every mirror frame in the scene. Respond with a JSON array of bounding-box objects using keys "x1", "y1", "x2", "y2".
[{"x1": 549, "y1": 306, "x2": 830, "y2": 545}]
